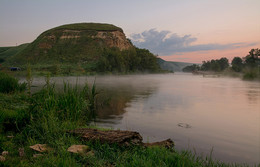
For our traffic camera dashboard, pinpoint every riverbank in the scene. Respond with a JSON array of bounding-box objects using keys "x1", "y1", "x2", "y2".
[
  {"x1": 0, "y1": 73, "x2": 258, "y2": 166},
  {"x1": 191, "y1": 68, "x2": 260, "y2": 81}
]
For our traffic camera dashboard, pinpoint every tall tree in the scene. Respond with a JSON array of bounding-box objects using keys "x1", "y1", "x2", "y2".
[
  {"x1": 244, "y1": 48, "x2": 260, "y2": 68},
  {"x1": 218, "y1": 57, "x2": 229, "y2": 71},
  {"x1": 231, "y1": 57, "x2": 243, "y2": 72}
]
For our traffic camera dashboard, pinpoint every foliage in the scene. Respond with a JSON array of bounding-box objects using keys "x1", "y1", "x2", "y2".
[
  {"x1": 49, "y1": 64, "x2": 61, "y2": 75},
  {"x1": 182, "y1": 64, "x2": 200, "y2": 72},
  {"x1": 0, "y1": 72, "x2": 26, "y2": 93},
  {"x1": 243, "y1": 48, "x2": 260, "y2": 68},
  {"x1": 231, "y1": 57, "x2": 243, "y2": 72},
  {"x1": 26, "y1": 64, "x2": 33, "y2": 96},
  {"x1": 97, "y1": 47, "x2": 160, "y2": 73},
  {"x1": 232, "y1": 48, "x2": 260, "y2": 80},
  {"x1": 201, "y1": 57, "x2": 229, "y2": 72},
  {"x1": 29, "y1": 82, "x2": 98, "y2": 124},
  {"x1": 0, "y1": 58, "x2": 4, "y2": 63},
  {"x1": 0, "y1": 93, "x2": 29, "y2": 132},
  {"x1": 242, "y1": 68, "x2": 259, "y2": 80}
]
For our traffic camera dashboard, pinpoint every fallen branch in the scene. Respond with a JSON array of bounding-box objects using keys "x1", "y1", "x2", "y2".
[{"x1": 68, "y1": 128, "x2": 174, "y2": 148}]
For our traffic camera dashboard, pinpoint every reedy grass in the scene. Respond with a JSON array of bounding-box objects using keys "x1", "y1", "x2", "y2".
[{"x1": 0, "y1": 72, "x2": 26, "y2": 93}]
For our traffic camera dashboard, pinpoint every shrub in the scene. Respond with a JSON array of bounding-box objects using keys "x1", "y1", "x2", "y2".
[
  {"x1": 242, "y1": 67, "x2": 259, "y2": 80},
  {"x1": 0, "y1": 72, "x2": 26, "y2": 93},
  {"x1": 243, "y1": 70, "x2": 258, "y2": 80}
]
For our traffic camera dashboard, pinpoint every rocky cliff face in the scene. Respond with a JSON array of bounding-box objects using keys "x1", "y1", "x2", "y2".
[
  {"x1": 94, "y1": 31, "x2": 132, "y2": 50},
  {"x1": 38, "y1": 28, "x2": 132, "y2": 50}
]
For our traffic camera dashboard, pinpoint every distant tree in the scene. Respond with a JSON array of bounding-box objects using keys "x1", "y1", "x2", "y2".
[
  {"x1": 231, "y1": 57, "x2": 243, "y2": 72},
  {"x1": 244, "y1": 48, "x2": 260, "y2": 68},
  {"x1": 210, "y1": 60, "x2": 221, "y2": 71},
  {"x1": 218, "y1": 57, "x2": 229, "y2": 71},
  {"x1": 96, "y1": 47, "x2": 160, "y2": 73},
  {"x1": 182, "y1": 64, "x2": 200, "y2": 72},
  {"x1": 201, "y1": 61, "x2": 211, "y2": 71},
  {"x1": 201, "y1": 57, "x2": 229, "y2": 72}
]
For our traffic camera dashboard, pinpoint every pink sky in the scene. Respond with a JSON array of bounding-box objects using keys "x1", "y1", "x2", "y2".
[
  {"x1": 160, "y1": 46, "x2": 256, "y2": 64},
  {"x1": 1, "y1": 0, "x2": 259, "y2": 63}
]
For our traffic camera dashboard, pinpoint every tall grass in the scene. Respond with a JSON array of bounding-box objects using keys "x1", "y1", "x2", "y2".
[
  {"x1": 0, "y1": 72, "x2": 26, "y2": 93},
  {"x1": 29, "y1": 81, "x2": 98, "y2": 122},
  {"x1": 26, "y1": 64, "x2": 33, "y2": 96}
]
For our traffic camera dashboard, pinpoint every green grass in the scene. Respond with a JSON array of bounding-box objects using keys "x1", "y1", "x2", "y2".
[
  {"x1": 48, "y1": 22, "x2": 123, "y2": 32},
  {"x1": 0, "y1": 72, "x2": 26, "y2": 93},
  {"x1": 0, "y1": 47, "x2": 12, "y2": 53},
  {"x1": 0, "y1": 43, "x2": 29, "y2": 60}
]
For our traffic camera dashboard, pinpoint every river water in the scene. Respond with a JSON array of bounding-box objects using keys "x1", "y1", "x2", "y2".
[{"x1": 29, "y1": 73, "x2": 260, "y2": 164}]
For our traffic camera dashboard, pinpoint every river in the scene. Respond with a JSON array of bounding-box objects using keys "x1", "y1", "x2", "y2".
[{"x1": 28, "y1": 73, "x2": 260, "y2": 165}]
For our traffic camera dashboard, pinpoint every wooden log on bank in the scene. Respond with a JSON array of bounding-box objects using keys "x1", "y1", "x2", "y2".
[{"x1": 68, "y1": 128, "x2": 174, "y2": 149}]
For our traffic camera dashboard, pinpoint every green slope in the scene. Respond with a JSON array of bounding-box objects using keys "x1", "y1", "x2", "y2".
[{"x1": 0, "y1": 44, "x2": 29, "y2": 63}]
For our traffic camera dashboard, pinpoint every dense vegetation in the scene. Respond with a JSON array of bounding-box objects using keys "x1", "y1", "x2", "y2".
[
  {"x1": 0, "y1": 72, "x2": 256, "y2": 166},
  {"x1": 96, "y1": 48, "x2": 161, "y2": 73},
  {"x1": 200, "y1": 57, "x2": 229, "y2": 72},
  {"x1": 182, "y1": 64, "x2": 200, "y2": 72},
  {"x1": 0, "y1": 72, "x2": 26, "y2": 93},
  {"x1": 183, "y1": 48, "x2": 260, "y2": 80}
]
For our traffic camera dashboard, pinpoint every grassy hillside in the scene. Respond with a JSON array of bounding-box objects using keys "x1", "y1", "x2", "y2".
[
  {"x1": 0, "y1": 47, "x2": 12, "y2": 53},
  {"x1": 158, "y1": 58, "x2": 194, "y2": 72},
  {"x1": 3, "y1": 23, "x2": 161, "y2": 74},
  {"x1": 0, "y1": 44, "x2": 29, "y2": 63},
  {"x1": 6, "y1": 23, "x2": 123, "y2": 65}
]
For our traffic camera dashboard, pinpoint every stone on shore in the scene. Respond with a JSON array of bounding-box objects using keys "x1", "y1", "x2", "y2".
[
  {"x1": 29, "y1": 144, "x2": 51, "y2": 153},
  {"x1": 67, "y1": 145, "x2": 90, "y2": 154}
]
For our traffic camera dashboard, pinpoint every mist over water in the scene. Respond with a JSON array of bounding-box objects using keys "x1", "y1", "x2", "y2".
[{"x1": 27, "y1": 73, "x2": 260, "y2": 164}]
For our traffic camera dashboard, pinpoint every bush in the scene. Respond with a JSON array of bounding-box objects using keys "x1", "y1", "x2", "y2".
[
  {"x1": 243, "y1": 70, "x2": 258, "y2": 80},
  {"x1": 0, "y1": 72, "x2": 26, "y2": 93}
]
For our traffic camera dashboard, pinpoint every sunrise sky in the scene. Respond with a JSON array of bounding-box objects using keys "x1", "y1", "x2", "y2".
[{"x1": 0, "y1": 0, "x2": 259, "y2": 63}]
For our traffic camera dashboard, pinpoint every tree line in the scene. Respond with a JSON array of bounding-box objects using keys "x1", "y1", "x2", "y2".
[
  {"x1": 183, "y1": 48, "x2": 260, "y2": 73},
  {"x1": 96, "y1": 47, "x2": 161, "y2": 73}
]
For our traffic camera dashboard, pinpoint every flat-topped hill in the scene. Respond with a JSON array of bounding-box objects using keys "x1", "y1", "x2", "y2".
[{"x1": 4, "y1": 23, "x2": 161, "y2": 73}]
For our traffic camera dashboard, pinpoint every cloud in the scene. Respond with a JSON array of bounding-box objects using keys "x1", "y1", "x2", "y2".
[{"x1": 130, "y1": 29, "x2": 257, "y2": 56}]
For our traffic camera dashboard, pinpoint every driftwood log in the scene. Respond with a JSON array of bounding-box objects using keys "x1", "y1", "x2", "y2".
[{"x1": 68, "y1": 128, "x2": 174, "y2": 149}]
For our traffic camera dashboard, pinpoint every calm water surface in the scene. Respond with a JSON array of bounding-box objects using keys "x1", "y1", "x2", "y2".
[{"x1": 29, "y1": 73, "x2": 260, "y2": 164}]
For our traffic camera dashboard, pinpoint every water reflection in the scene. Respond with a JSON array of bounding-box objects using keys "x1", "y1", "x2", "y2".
[{"x1": 96, "y1": 86, "x2": 157, "y2": 120}]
